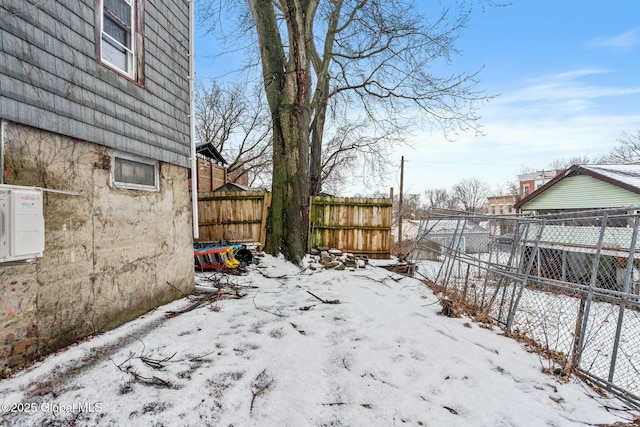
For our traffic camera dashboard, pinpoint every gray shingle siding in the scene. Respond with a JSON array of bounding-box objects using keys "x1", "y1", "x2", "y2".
[{"x1": 0, "y1": 0, "x2": 191, "y2": 167}]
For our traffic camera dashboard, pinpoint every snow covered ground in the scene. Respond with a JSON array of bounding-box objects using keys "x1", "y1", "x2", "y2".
[{"x1": 0, "y1": 255, "x2": 638, "y2": 426}]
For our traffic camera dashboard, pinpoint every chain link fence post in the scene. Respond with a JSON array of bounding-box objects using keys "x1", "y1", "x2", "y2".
[
  {"x1": 572, "y1": 213, "x2": 607, "y2": 369},
  {"x1": 608, "y1": 213, "x2": 640, "y2": 385}
]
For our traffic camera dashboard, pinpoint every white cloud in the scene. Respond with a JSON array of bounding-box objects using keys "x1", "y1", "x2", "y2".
[
  {"x1": 496, "y1": 69, "x2": 640, "y2": 107},
  {"x1": 589, "y1": 28, "x2": 640, "y2": 51},
  {"x1": 347, "y1": 68, "x2": 640, "y2": 196}
]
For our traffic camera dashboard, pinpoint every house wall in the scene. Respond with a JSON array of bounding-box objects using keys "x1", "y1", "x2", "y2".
[
  {"x1": 518, "y1": 171, "x2": 559, "y2": 198},
  {"x1": 0, "y1": 0, "x2": 191, "y2": 167},
  {"x1": 519, "y1": 179, "x2": 535, "y2": 198},
  {"x1": 520, "y1": 175, "x2": 640, "y2": 211},
  {"x1": 0, "y1": 124, "x2": 194, "y2": 375},
  {"x1": 0, "y1": 0, "x2": 195, "y2": 373},
  {"x1": 487, "y1": 195, "x2": 517, "y2": 215}
]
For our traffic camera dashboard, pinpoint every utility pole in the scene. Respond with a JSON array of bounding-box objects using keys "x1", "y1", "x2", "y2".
[{"x1": 398, "y1": 155, "x2": 404, "y2": 246}]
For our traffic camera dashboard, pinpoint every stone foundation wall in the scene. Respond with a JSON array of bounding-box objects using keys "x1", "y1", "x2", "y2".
[{"x1": 0, "y1": 123, "x2": 195, "y2": 375}]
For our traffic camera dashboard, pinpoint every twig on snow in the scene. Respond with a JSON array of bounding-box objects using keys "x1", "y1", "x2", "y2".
[
  {"x1": 252, "y1": 293, "x2": 287, "y2": 318},
  {"x1": 357, "y1": 275, "x2": 392, "y2": 288},
  {"x1": 109, "y1": 337, "x2": 174, "y2": 388},
  {"x1": 306, "y1": 290, "x2": 340, "y2": 304},
  {"x1": 256, "y1": 269, "x2": 290, "y2": 280},
  {"x1": 250, "y1": 369, "x2": 274, "y2": 415},
  {"x1": 140, "y1": 352, "x2": 176, "y2": 369}
]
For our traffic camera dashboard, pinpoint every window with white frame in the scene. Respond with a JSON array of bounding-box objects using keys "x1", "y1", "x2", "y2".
[
  {"x1": 99, "y1": 0, "x2": 143, "y2": 81},
  {"x1": 111, "y1": 152, "x2": 159, "y2": 191}
]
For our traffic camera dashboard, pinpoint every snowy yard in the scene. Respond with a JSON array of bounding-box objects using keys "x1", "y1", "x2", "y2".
[{"x1": 0, "y1": 255, "x2": 637, "y2": 426}]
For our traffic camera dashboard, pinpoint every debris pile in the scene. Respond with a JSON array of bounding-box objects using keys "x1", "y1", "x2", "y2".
[{"x1": 308, "y1": 247, "x2": 369, "y2": 270}]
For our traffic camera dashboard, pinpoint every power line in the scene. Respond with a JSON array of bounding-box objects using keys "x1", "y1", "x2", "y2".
[{"x1": 404, "y1": 159, "x2": 522, "y2": 166}]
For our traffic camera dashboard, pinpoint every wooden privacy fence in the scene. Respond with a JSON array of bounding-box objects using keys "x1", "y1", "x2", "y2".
[
  {"x1": 197, "y1": 192, "x2": 392, "y2": 258},
  {"x1": 192, "y1": 158, "x2": 226, "y2": 192},
  {"x1": 197, "y1": 191, "x2": 271, "y2": 245},
  {"x1": 308, "y1": 195, "x2": 392, "y2": 259}
]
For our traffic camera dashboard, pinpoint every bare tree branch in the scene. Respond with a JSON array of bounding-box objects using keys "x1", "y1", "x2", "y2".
[
  {"x1": 194, "y1": 79, "x2": 273, "y2": 186},
  {"x1": 452, "y1": 177, "x2": 490, "y2": 212}
]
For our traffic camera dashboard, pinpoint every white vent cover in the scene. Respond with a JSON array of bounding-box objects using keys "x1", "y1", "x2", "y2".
[{"x1": 0, "y1": 185, "x2": 45, "y2": 262}]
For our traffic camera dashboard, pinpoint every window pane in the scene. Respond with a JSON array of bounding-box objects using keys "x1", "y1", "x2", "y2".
[
  {"x1": 104, "y1": 0, "x2": 131, "y2": 28},
  {"x1": 115, "y1": 157, "x2": 156, "y2": 187},
  {"x1": 102, "y1": 37, "x2": 127, "y2": 70},
  {"x1": 104, "y1": 16, "x2": 128, "y2": 46}
]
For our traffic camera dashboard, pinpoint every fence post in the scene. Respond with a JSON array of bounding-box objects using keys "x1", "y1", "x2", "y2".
[
  {"x1": 607, "y1": 213, "x2": 640, "y2": 385},
  {"x1": 492, "y1": 220, "x2": 529, "y2": 323},
  {"x1": 506, "y1": 220, "x2": 545, "y2": 332},
  {"x1": 443, "y1": 219, "x2": 466, "y2": 289},
  {"x1": 573, "y1": 213, "x2": 608, "y2": 369},
  {"x1": 463, "y1": 263, "x2": 471, "y2": 303}
]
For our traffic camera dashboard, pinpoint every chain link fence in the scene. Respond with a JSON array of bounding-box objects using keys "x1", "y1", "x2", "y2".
[{"x1": 409, "y1": 209, "x2": 640, "y2": 408}]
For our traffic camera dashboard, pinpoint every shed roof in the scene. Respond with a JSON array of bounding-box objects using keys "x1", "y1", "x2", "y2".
[
  {"x1": 212, "y1": 182, "x2": 251, "y2": 192},
  {"x1": 420, "y1": 219, "x2": 489, "y2": 235},
  {"x1": 196, "y1": 142, "x2": 227, "y2": 165}
]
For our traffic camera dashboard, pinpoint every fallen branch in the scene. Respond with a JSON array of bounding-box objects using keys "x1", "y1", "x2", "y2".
[
  {"x1": 306, "y1": 290, "x2": 340, "y2": 304},
  {"x1": 250, "y1": 369, "x2": 274, "y2": 415},
  {"x1": 165, "y1": 294, "x2": 217, "y2": 318},
  {"x1": 358, "y1": 275, "x2": 392, "y2": 288},
  {"x1": 188, "y1": 350, "x2": 217, "y2": 363},
  {"x1": 140, "y1": 352, "x2": 176, "y2": 369},
  {"x1": 217, "y1": 289, "x2": 248, "y2": 299},
  {"x1": 256, "y1": 269, "x2": 290, "y2": 280},
  {"x1": 112, "y1": 357, "x2": 173, "y2": 389},
  {"x1": 110, "y1": 337, "x2": 174, "y2": 388},
  {"x1": 252, "y1": 293, "x2": 287, "y2": 318},
  {"x1": 165, "y1": 302, "x2": 201, "y2": 318},
  {"x1": 123, "y1": 365, "x2": 173, "y2": 388},
  {"x1": 443, "y1": 405, "x2": 459, "y2": 415},
  {"x1": 290, "y1": 323, "x2": 306, "y2": 335}
]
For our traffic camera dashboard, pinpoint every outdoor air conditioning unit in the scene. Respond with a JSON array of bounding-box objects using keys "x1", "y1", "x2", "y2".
[{"x1": 0, "y1": 185, "x2": 45, "y2": 263}]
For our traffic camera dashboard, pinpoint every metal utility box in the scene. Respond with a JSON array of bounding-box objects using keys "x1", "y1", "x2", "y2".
[{"x1": 0, "y1": 185, "x2": 45, "y2": 262}]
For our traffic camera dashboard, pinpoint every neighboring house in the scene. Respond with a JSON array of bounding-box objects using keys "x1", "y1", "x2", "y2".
[
  {"x1": 412, "y1": 219, "x2": 490, "y2": 260},
  {"x1": 514, "y1": 164, "x2": 640, "y2": 293},
  {"x1": 393, "y1": 219, "x2": 421, "y2": 242},
  {"x1": 486, "y1": 195, "x2": 519, "y2": 236},
  {"x1": 487, "y1": 195, "x2": 518, "y2": 216},
  {"x1": 515, "y1": 164, "x2": 640, "y2": 215},
  {"x1": 0, "y1": 0, "x2": 195, "y2": 373},
  {"x1": 518, "y1": 170, "x2": 560, "y2": 198}
]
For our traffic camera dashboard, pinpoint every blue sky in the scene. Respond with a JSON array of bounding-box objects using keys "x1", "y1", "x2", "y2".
[{"x1": 195, "y1": 1, "x2": 640, "y2": 197}]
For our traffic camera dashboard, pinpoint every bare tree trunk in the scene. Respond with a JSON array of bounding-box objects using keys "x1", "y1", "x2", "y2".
[
  {"x1": 267, "y1": 108, "x2": 309, "y2": 263},
  {"x1": 249, "y1": 0, "x2": 312, "y2": 264}
]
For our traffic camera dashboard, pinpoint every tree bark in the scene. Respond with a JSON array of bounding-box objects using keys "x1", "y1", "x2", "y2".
[{"x1": 249, "y1": 0, "x2": 312, "y2": 264}]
